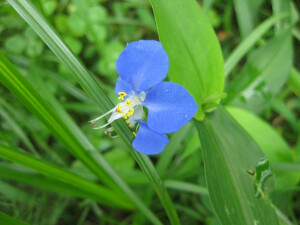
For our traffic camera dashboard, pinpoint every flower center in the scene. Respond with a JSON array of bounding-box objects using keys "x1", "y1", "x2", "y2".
[{"x1": 89, "y1": 91, "x2": 146, "y2": 130}]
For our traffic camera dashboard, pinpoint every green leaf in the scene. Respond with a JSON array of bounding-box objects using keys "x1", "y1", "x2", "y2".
[
  {"x1": 225, "y1": 14, "x2": 288, "y2": 77},
  {"x1": 287, "y1": 67, "x2": 300, "y2": 96},
  {"x1": 0, "y1": 51, "x2": 118, "y2": 190},
  {"x1": 195, "y1": 106, "x2": 279, "y2": 225},
  {"x1": 63, "y1": 36, "x2": 82, "y2": 55},
  {"x1": 0, "y1": 143, "x2": 132, "y2": 209},
  {"x1": 227, "y1": 107, "x2": 300, "y2": 193},
  {"x1": 150, "y1": 0, "x2": 224, "y2": 120},
  {"x1": 225, "y1": 31, "x2": 292, "y2": 113},
  {"x1": 0, "y1": 106, "x2": 38, "y2": 155},
  {"x1": 0, "y1": 163, "x2": 114, "y2": 202},
  {"x1": 272, "y1": 162, "x2": 300, "y2": 173},
  {"x1": 271, "y1": 0, "x2": 292, "y2": 34},
  {"x1": 104, "y1": 148, "x2": 135, "y2": 171},
  {"x1": 0, "y1": 211, "x2": 30, "y2": 225},
  {"x1": 0, "y1": 52, "x2": 163, "y2": 225},
  {"x1": 164, "y1": 180, "x2": 209, "y2": 196},
  {"x1": 4, "y1": 35, "x2": 26, "y2": 54},
  {"x1": 226, "y1": 106, "x2": 292, "y2": 162},
  {"x1": 275, "y1": 207, "x2": 294, "y2": 225},
  {"x1": 68, "y1": 11, "x2": 86, "y2": 37},
  {"x1": 232, "y1": 0, "x2": 265, "y2": 38},
  {"x1": 0, "y1": 180, "x2": 33, "y2": 201},
  {"x1": 88, "y1": 5, "x2": 107, "y2": 23}
]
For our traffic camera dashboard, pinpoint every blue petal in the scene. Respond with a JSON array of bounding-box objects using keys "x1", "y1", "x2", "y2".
[
  {"x1": 116, "y1": 40, "x2": 169, "y2": 92},
  {"x1": 143, "y1": 82, "x2": 198, "y2": 133},
  {"x1": 132, "y1": 122, "x2": 169, "y2": 155},
  {"x1": 115, "y1": 77, "x2": 134, "y2": 96}
]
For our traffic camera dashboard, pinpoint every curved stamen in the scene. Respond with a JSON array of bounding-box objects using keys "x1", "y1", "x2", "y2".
[
  {"x1": 89, "y1": 107, "x2": 116, "y2": 124},
  {"x1": 93, "y1": 121, "x2": 111, "y2": 129}
]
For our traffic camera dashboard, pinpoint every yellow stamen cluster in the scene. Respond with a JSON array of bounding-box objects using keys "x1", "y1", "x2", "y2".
[
  {"x1": 127, "y1": 108, "x2": 134, "y2": 116},
  {"x1": 116, "y1": 105, "x2": 124, "y2": 113},
  {"x1": 118, "y1": 92, "x2": 127, "y2": 100},
  {"x1": 125, "y1": 98, "x2": 132, "y2": 106}
]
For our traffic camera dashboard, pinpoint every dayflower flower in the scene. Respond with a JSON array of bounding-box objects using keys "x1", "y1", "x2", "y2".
[{"x1": 89, "y1": 40, "x2": 198, "y2": 155}]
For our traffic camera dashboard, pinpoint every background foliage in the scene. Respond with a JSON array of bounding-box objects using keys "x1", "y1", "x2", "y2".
[{"x1": 0, "y1": 0, "x2": 299, "y2": 224}]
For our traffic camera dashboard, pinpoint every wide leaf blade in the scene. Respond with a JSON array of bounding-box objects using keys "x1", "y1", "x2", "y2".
[
  {"x1": 150, "y1": 0, "x2": 225, "y2": 120},
  {"x1": 195, "y1": 106, "x2": 279, "y2": 225}
]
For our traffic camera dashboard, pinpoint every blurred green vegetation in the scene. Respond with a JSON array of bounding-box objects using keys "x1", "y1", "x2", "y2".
[{"x1": 0, "y1": 0, "x2": 299, "y2": 224}]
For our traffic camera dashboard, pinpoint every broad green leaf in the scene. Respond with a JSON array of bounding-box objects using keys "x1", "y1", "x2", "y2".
[
  {"x1": 0, "y1": 144, "x2": 132, "y2": 209},
  {"x1": 225, "y1": 31, "x2": 292, "y2": 113},
  {"x1": 228, "y1": 107, "x2": 299, "y2": 192},
  {"x1": 150, "y1": 0, "x2": 225, "y2": 120},
  {"x1": 226, "y1": 106, "x2": 292, "y2": 162},
  {"x1": 6, "y1": 1, "x2": 178, "y2": 224},
  {"x1": 195, "y1": 106, "x2": 279, "y2": 225},
  {"x1": 0, "y1": 211, "x2": 30, "y2": 225}
]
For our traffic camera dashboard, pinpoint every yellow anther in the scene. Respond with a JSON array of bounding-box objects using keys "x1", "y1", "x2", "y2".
[
  {"x1": 116, "y1": 105, "x2": 124, "y2": 113},
  {"x1": 125, "y1": 98, "x2": 132, "y2": 106},
  {"x1": 125, "y1": 120, "x2": 130, "y2": 124},
  {"x1": 127, "y1": 108, "x2": 134, "y2": 116},
  {"x1": 123, "y1": 115, "x2": 128, "y2": 120},
  {"x1": 133, "y1": 132, "x2": 136, "y2": 136},
  {"x1": 118, "y1": 92, "x2": 127, "y2": 100}
]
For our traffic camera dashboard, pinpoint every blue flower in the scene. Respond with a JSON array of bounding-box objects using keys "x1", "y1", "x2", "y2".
[{"x1": 90, "y1": 40, "x2": 198, "y2": 155}]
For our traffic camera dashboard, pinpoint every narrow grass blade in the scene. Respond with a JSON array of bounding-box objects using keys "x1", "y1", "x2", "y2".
[
  {"x1": 0, "y1": 53, "x2": 163, "y2": 225},
  {"x1": 287, "y1": 67, "x2": 300, "y2": 96},
  {"x1": 232, "y1": 0, "x2": 264, "y2": 38},
  {"x1": 156, "y1": 124, "x2": 192, "y2": 176},
  {"x1": 225, "y1": 13, "x2": 287, "y2": 77},
  {"x1": 195, "y1": 106, "x2": 279, "y2": 225},
  {"x1": 0, "y1": 106, "x2": 38, "y2": 155},
  {"x1": 0, "y1": 211, "x2": 30, "y2": 225},
  {"x1": 6, "y1": 1, "x2": 178, "y2": 224},
  {"x1": 0, "y1": 51, "x2": 118, "y2": 190},
  {"x1": 164, "y1": 180, "x2": 209, "y2": 196},
  {"x1": 0, "y1": 163, "x2": 120, "y2": 203},
  {"x1": 275, "y1": 207, "x2": 294, "y2": 225},
  {"x1": 0, "y1": 180, "x2": 33, "y2": 201},
  {"x1": 225, "y1": 31, "x2": 292, "y2": 113},
  {"x1": 0, "y1": 144, "x2": 132, "y2": 209}
]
